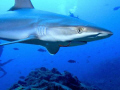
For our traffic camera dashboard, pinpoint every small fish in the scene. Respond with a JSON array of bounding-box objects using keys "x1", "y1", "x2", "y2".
[
  {"x1": 19, "y1": 76, "x2": 25, "y2": 79},
  {"x1": 68, "y1": 60, "x2": 76, "y2": 63},
  {"x1": 38, "y1": 48, "x2": 46, "y2": 52},
  {"x1": 13, "y1": 48, "x2": 19, "y2": 50},
  {"x1": 113, "y1": 6, "x2": 120, "y2": 11}
]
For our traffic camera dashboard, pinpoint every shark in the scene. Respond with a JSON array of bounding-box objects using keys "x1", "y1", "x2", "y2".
[{"x1": 0, "y1": 0, "x2": 113, "y2": 54}]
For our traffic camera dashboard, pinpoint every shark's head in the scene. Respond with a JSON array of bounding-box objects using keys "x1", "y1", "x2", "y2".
[
  {"x1": 43, "y1": 26, "x2": 113, "y2": 43},
  {"x1": 73, "y1": 26, "x2": 113, "y2": 42}
]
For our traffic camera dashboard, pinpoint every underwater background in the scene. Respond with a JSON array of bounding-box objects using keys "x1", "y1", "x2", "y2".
[{"x1": 0, "y1": 0, "x2": 120, "y2": 90}]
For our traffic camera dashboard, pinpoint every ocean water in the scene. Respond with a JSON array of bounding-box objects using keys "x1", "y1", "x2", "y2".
[{"x1": 0, "y1": 0, "x2": 120, "y2": 90}]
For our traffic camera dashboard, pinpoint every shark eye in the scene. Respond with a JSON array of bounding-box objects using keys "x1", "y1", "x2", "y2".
[{"x1": 78, "y1": 27, "x2": 84, "y2": 34}]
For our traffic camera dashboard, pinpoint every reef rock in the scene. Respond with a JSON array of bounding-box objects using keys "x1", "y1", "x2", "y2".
[{"x1": 9, "y1": 67, "x2": 99, "y2": 90}]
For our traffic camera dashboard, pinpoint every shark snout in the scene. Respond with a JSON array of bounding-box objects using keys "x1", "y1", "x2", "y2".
[
  {"x1": 86, "y1": 26, "x2": 113, "y2": 37},
  {"x1": 83, "y1": 26, "x2": 113, "y2": 41}
]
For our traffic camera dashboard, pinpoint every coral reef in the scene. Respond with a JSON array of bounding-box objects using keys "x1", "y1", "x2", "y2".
[{"x1": 9, "y1": 67, "x2": 99, "y2": 90}]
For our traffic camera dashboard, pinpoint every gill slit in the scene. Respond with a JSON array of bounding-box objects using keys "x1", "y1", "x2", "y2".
[{"x1": 36, "y1": 26, "x2": 47, "y2": 37}]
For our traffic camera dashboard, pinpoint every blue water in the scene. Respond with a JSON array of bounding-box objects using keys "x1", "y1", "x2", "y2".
[{"x1": 0, "y1": 0, "x2": 120, "y2": 90}]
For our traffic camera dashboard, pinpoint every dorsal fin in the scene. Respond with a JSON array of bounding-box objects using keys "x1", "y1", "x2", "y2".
[{"x1": 9, "y1": 0, "x2": 34, "y2": 11}]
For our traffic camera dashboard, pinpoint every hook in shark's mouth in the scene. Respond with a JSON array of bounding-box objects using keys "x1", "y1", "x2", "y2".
[
  {"x1": 59, "y1": 41, "x2": 87, "y2": 47},
  {"x1": 59, "y1": 41, "x2": 72, "y2": 47}
]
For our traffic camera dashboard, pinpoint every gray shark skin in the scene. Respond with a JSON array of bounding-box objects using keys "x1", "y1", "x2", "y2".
[{"x1": 0, "y1": 0, "x2": 113, "y2": 54}]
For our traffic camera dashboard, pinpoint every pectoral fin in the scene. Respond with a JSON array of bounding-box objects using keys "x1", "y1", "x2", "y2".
[
  {"x1": 45, "y1": 43, "x2": 60, "y2": 55},
  {"x1": 0, "y1": 36, "x2": 35, "y2": 46}
]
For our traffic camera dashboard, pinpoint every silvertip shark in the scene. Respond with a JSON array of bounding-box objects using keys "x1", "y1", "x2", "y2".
[{"x1": 0, "y1": 0, "x2": 113, "y2": 55}]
